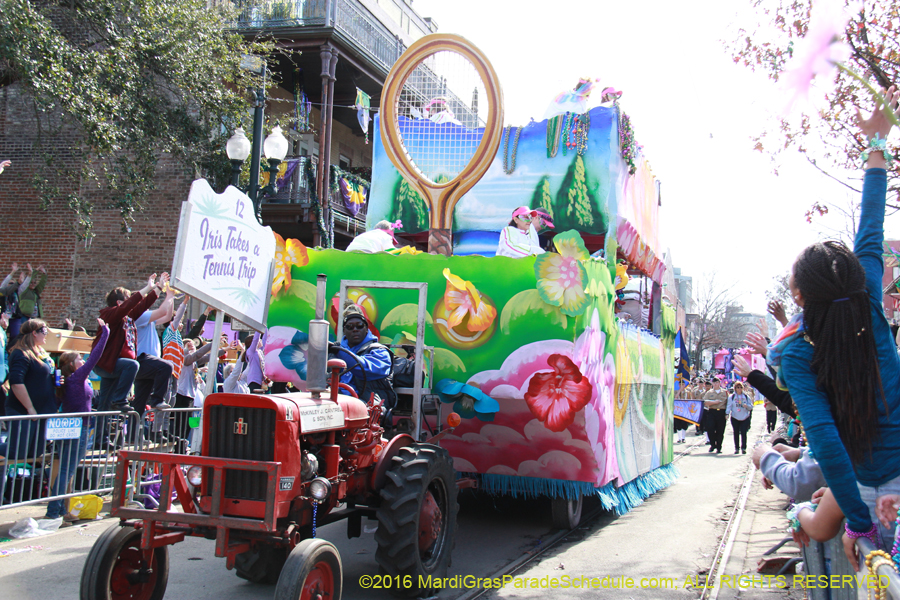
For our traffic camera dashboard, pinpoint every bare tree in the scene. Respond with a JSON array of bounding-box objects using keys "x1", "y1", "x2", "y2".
[
  {"x1": 805, "y1": 193, "x2": 861, "y2": 247},
  {"x1": 765, "y1": 271, "x2": 800, "y2": 322},
  {"x1": 688, "y1": 272, "x2": 740, "y2": 368}
]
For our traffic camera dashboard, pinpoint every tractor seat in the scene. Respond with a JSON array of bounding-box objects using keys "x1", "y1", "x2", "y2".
[{"x1": 337, "y1": 396, "x2": 369, "y2": 426}]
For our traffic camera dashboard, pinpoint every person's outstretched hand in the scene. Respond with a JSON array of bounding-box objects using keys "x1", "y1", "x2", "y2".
[
  {"x1": 751, "y1": 443, "x2": 770, "y2": 469},
  {"x1": 745, "y1": 332, "x2": 768, "y2": 356},
  {"x1": 792, "y1": 527, "x2": 811, "y2": 548},
  {"x1": 856, "y1": 85, "x2": 899, "y2": 154},
  {"x1": 811, "y1": 487, "x2": 827, "y2": 504},
  {"x1": 733, "y1": 355, "x2": 752, "y2": 378},
  {"x1": 97, "y1": 318, "x2": 106, "y2": 329},
  {"x1": 10, "y1": 262, "x2": 17, "y2": 274},
  {"x1": 875, "y1": 494, "x2": 900, "y2": 529},
  {"x1": 767, "y1": 300, "x2": 788, "y2": 327}
]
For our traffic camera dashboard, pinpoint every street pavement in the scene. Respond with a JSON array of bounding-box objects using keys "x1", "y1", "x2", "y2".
[{"x1": 0, "y1": 406, "x2": 805, "y2": 600}]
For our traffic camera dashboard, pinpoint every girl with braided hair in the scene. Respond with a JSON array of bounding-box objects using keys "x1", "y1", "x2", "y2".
[{"x1": 766, "y1": 86, "x2": 900, "y2": 570}]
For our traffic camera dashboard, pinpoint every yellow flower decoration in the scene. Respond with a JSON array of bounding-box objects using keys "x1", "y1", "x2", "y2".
[
  {"x1": 442, "y1": 268, "x2": 497, "y2": 332},
  {"x1": 272, "y1": 233, "x2": 309, "y2": 296},
  {"x1": 387, "y1": 245, "x2": 424, "y2": 255},
  {"x1": 534, "y1": 230, "x2": 590, "y2": 317}
]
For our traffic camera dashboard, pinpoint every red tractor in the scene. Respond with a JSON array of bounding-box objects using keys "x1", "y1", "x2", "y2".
[{"x1": 80, "y1": 277, "x2": 458, "y2": 600}]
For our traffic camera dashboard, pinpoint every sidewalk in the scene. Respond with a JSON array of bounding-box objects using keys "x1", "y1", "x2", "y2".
[{"x1": 721, "y1": 446, "x2": 806, "y2": 600}]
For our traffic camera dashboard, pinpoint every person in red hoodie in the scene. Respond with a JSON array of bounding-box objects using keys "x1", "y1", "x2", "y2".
[{"x1": 93, "y1": 272, "x2": 168, "y2": 411}]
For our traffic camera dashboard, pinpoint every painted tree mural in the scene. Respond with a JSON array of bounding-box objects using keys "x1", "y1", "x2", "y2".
[
  {"x1": 530, "y1": 175, "x2": 554, "y2": 219},
  {"x1": 393, "y1": 177, "x2": 429, "y2": 231},
  {"x1": 554, "y1": 154, "x2": 604, "y2": 231},
  {"x1": 567, "y1": 156, "x2": 593, "y2": 227}
]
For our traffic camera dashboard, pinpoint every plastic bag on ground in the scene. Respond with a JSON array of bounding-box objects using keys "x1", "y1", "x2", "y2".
[{"x1": 8, "y1": 517, "x2": 62, "y2": 538}]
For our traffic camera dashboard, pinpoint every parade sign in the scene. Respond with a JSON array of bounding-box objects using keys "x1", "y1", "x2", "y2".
[{"x1": 171, "y1": 180, "x2": 276, "y2": 332}]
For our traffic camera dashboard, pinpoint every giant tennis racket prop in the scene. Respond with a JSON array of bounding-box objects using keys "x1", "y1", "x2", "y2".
[{"x1": 380, "y1": 34, "x2": 504, "y2": 255}]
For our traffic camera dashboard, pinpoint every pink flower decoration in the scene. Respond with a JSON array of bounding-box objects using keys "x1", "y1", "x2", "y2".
[
  {"x1": 780, "y1": 0, "x2": 856, "y2": 114},
  {"x1": 524, "y1": 354, "x2": 593, "y2": 433}
]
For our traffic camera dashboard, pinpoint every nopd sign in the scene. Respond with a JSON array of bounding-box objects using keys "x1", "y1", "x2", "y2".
[{"x1": 171, "y1": 180, "x2": 276, "y2": 331}]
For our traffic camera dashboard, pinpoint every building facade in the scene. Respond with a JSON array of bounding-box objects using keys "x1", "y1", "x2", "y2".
[{"x1": 0, "y1": 0, "x2": 439, "y2": 326}]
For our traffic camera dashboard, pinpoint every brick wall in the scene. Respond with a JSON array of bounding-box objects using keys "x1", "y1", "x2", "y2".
[{"x1": 0, "y1": 84, "x2": 192, "y2": 329}]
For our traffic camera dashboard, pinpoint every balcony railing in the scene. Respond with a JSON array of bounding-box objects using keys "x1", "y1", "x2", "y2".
[
  {"x1": 232, "y1": 0, "x2": 405, "y2": 73},
  {"x1": 261, "y1": 155, "x2": 368, "y2": 233},
  {"x1": 231, "y1": 0, "x2": 329, "y2": 28},
  {"x1": 231, "y1": 0, "x2": 481, "y2": 126}
]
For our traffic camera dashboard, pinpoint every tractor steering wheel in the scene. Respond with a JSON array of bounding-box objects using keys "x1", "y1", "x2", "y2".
[{"x1": 328, "y1": 344, "x2": 368, "y2": 396}]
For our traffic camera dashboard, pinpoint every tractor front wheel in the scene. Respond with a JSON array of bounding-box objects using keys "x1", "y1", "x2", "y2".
[
  {"x1": 274, "y1": 539, "x2": 342, "y2": 600},
  {"x1": 80, "y1": 523, "x2": 169, "y2": 600},
  {"x1": 375, "y1": 443, "x2": 457, "y2": 598}
]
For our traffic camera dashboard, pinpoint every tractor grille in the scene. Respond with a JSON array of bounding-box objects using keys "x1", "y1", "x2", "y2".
[{"x1": 207, "y1": 405, "x2": 276, "y2": 501}]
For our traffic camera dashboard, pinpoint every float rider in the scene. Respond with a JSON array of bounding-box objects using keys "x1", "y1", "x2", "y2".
[{"x1": 328, "y1": 304, "x2": 395, "y2": 411}]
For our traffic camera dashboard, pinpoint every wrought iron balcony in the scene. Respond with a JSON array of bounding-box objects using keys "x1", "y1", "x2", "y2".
[
  {"x1": 261, "y1": 155, "x2": 368, "y2": 234},
  {"x1": 231, "y1": 0, "x2": 406, "y2": 73}
]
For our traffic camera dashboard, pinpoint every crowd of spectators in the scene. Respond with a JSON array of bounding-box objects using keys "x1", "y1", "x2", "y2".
[{"x1": 0, "y1": 266, "x2": 264, "y2": 521}]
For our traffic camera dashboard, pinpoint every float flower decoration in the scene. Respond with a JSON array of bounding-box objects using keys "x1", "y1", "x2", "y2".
[
  {"x1": 781, "y1": 0, "x2": 899, "y2": 128},
  {"x1": 523, "y1": 354, "x2": 593, "y2": 432},
  {"x1": 534, "y1": 230, "x2": 590, "y2": 317},
  {"x1": 435, "y1": 379, "x2": 499, "y2": 421},
  {"x1": 278, "y1": 330, "x2": 309, "y2": 381},
  {"x1": 272, "y1": 233, "x2": 309, "y2": 296},
  {"x1": 442, "y1": 268, "x2": 497, "y2": 331}
]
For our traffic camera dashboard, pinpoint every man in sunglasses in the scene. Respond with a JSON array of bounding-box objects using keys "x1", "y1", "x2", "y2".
[{"x1": 328, "y1": 304, "x2": 394, "y2": 409}]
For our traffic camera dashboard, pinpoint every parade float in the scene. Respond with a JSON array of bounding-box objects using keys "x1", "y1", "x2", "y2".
[{"x1": 265, "y1": 35, "x2": 677, "y2": 524}]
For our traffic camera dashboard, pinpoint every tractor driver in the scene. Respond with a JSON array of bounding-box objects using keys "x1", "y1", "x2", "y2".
[{"x1": 328, "y1": 304, "x2": 396, "y2": 409}]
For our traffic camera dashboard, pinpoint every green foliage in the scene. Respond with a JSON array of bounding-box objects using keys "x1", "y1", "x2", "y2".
[{"x1": 0, "y1": 0, "x2": 276, "y2": 239}]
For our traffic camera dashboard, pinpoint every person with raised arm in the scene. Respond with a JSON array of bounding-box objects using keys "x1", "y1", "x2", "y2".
[
  {"x1": 766, "y1": 87, "x2": 900, "y2": 568},
  {"x1": 45, "y1": 319, "x2": 109, "y2": 522},
  {"x1": 93, "y1": 272, "x2": 168, "y2": 411}
]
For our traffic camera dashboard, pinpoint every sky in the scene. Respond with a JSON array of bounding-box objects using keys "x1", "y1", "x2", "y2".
[{"x1": 409, "y1": 0, "x2": 896, "y2": 314}]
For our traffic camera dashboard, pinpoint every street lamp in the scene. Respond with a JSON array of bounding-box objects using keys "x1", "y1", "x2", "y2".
[
  {"x1": 225, "y1": 128, "x2": 251, "y2": 189},
  {"x1": 260, "y1": 126, "x2": 289, "y2": 198}
]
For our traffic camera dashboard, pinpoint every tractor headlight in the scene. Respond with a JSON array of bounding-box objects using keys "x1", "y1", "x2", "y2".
[
  {"x1": 309, "y1": 477, "x2": 332, "y2": 503},
  {"x1": 186, "y1": 465, "x2": 203, "y2": 487},
  {"x1": 301, "y1": 452, "x2": 319, "y2": 480}
]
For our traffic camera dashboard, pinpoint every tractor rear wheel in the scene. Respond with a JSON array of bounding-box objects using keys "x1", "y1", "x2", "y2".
[
  {"x1": 274, "y1": 539, "x2": 342, "y2": 600},
  {"x1": 80, "y1": 523, "x2": 169, "y2": 600},
  {"x1": 375, "y1": 443, "x2": 457, "y2": 598}
]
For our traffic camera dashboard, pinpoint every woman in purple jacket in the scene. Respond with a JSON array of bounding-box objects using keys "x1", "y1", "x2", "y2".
[{"x1": 45, "y1": 319, "x2": 109, "y2": 521}]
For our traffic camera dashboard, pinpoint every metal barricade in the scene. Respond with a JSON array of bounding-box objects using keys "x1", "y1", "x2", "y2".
[
  {"x1": 801, "y1": 531, "x2": 900, "y2": 599},
  {"x1": 131, "y1": 407, "x2": 201, "y2": 509},
  {"x1": 0, "y1": 410, "x2": 143, "y2": 510}
]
